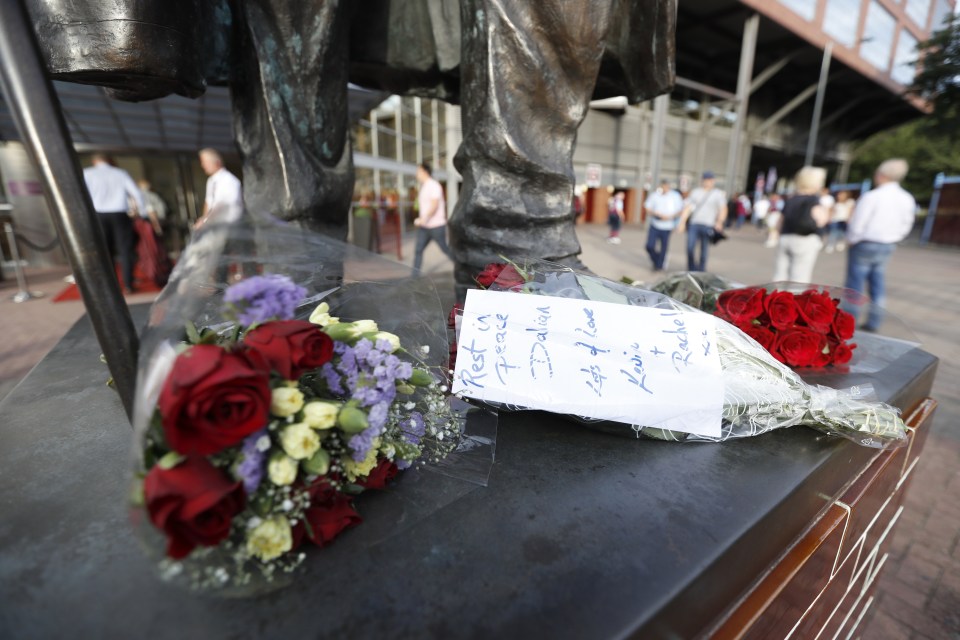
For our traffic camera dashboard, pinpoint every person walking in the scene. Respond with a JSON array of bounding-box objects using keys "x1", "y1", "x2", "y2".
[
  {"x1": 196, "y1": 148, "x2": 250, "y2": 282},
  {"x1": 772, "y1": 167, "x2": 830, "y2": 283},
  {"x1": 195, "y1": 148, "x2": 243, "y2": 230},
  {"x1": 607, "y1": 191, "x2": 625, "y2": 244},
  {"x1": 82, "y1": 153, "x2": 147, "y2": 294},
  {"x1": 679, "y1": 171, "x2": 727, "y2": 271},
  {"x1": 412, "y1": 162, "x2": 454, "y2": 272},
  {"x1": 843, "y1": 159, "x2": 916, "y2": 332},
  {"x1": 825, "y1": 190, "x2": 854, "y2": 253},
  {"x1": 644, "y1": 179, "x2": 683, "y2": 271}
]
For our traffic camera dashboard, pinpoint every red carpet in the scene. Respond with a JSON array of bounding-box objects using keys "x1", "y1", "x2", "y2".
[{"x1": 52, "y1": 265, "x2": 165, "y2": 302}]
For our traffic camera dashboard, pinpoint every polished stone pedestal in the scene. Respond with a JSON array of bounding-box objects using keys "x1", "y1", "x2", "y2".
[{"x1": 0, "y1": 308, "x2": 937, "y2": 639}]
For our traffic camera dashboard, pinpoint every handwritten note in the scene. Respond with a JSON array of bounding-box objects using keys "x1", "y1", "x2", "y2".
[{"x1": 451, "y1": 290, "x2": 724, "y2": 438}]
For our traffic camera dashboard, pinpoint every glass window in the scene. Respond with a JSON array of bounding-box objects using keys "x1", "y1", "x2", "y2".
[
  {"x1": 823, "y1": 0, "x2": 862, "y2": 47},
  {"x1": 860, "y1": 2, "x2": 896, "y2": 70},
  {"x1": 779, "y1": 0, "x2": 816, "y2": 20},
  {"x1": 930, "y1": 0, "x2": 953, "y2": 29},
  {"x1": 905, "y1": 0, "x2": 931, "y2": 28},
  {"x1": 892, "y1": 29, "x2": 919, "y2": 85}
]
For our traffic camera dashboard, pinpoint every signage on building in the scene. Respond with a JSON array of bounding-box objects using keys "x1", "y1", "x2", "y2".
[{"x1": 585, "y1": 163, "x2": 602, "y2": 188}]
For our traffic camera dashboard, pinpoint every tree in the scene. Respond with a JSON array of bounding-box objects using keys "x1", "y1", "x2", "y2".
[
  {"x1": 908, "y1": 13, "x2": 960, "y2": 138},
  {"x1": 849, "y1": 119, "x2": 960, "y2": 204}
]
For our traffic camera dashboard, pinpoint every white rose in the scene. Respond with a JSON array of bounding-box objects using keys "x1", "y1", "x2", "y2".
[
  {"x1": 302, "y1": 401, "x2": 340, "y2": 429},
  {"x1": 279, "y1": 422, "x2": 320, "y2": 460},
  {"x1": 271, "y1": 387, "x2": 304, "y2": 418},
  {"x1": 246, "y1": 516, "x2": 293, "y2": 562},
  {"x1": 267, "y1": 453, "x2": 298, "y2": 486}
]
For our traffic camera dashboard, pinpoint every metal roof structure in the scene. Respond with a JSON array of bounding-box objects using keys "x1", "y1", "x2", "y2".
[{"x1": 0, "y1": 82, "x2": 386, "y2": 153}]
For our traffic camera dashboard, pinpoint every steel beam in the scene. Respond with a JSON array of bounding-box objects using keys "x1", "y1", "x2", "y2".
[
  {"x1": 805, "y1": 42, "x2": 833, "y2": 165},
  {"x1": 724, "y1": 13, "x2": 759, "y2": 192},
  {"x1": 0, "y1": 0, "x2": 138, "y2": 420}
]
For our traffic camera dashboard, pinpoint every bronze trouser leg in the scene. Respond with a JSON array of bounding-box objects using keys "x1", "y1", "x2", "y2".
[
  {"x1": 449, "y1": 0, "x2": 614, "y2": 289},
  {"x1": 231, "y1": 0, "x2": 354, "y2": 240}
]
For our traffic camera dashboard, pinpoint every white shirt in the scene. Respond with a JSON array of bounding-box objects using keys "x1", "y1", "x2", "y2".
[
  {"x1": 417, "y1": 177, "x2": 447, "y2": 229},
  {"x1": 83, "y1": 162, "x2": 146, "y2": 215},
  {"x1": 204, "y1": 167, "x2": 244, "y2": 224},
  {"x1": 846, "y1": 182, "x2": 916, "y2": 245},
  {"x1": 645, "y1": 188, "x2": 683, "y2": 230}
]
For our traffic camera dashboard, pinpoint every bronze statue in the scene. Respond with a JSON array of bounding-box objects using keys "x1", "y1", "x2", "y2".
[{"x1": 27, "y1": 0, "x2": 675, "y2": 289}]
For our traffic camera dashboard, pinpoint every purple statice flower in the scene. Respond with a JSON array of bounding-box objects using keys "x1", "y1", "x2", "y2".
[
  {"x1": 321, "y1": 362, "x2": 345, "y2": 395},
  {"x1": 400, "y1": 411, "x2": 425, "y2": 445},
  {"x1": 348, "y1": 427, "x2": 381, "y2": 462},
  {"x1": 396, "y1": 460, "x2": 411, "y2": 470},
  {"x1": 237, "y1": 428, "x2": 269, "y2": 493},
  {"x1": 367, "y1": 402, "x2": 389, "y2": 431},
  {"x1": 223, "y1": 274, "x2": 306, "y2": 325}
]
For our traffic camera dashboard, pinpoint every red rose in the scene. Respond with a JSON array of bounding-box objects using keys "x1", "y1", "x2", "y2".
[
  {"x1": 244, "y1": 320, "x2": 334, "y2": 380},
  {"x1": 357, "y1": 458, "x2": 399, "y2": 490},
  {"x1": 830, "y1": 340, "x2": 856, "y2": 365},
  {"x1": 795, "y1": 290, "x2": 837, "y2": 333},
  {"x1": 158, "y1": 345, "x2": 271, "y2": 455},
  {"x1": 716, "y1": 288, "x2": 766, "y2": 324},
  {"x1": 741, "y1": 324, "x2": 777, "y2": 352},
  {"x1": 301, "y1": 495, "x2": 362, "y2": 547},
  {"x1": 774, "y1": 327, "x2": 828, "y2": 368},
  {"x1": 764, "y1": 291, "x2": 800, "y2": 330},
  {"x1": 832, "y1": 309, "x2": 856, "y2": 341},
  {"x1": 476, "y1": 263, "x2": 525, "y2": 290},
  {"x1": 144, "y1": 456, "x2": 246, "y2": 560}
]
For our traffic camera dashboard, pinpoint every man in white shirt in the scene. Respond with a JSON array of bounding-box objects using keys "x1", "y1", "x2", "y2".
[
  {"x1": 413, "y1": 163, "x2": 453, "y2": 273},
  {"x1": 196, "y1": 148, "x2": 243, "y2": 229},
  {"x1": 196, "y1": 148, "x2": 250, "y2": 282},
  {"x1": 844, "y1": 158, "x2": 916, "y2": 332},
  {"x1": 82, "y1": 153, "x2": 147, "y2": 293},
  {"x1": 644, "y1": 179, "x2": 683, "y2": 271}
]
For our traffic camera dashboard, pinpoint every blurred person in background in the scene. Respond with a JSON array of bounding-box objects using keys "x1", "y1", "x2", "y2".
[
  {"x1": 82, "y1": 153, "x2": 146, "y2": 293},
  {"x1": 825, "y1": 190, "x2": 855, "y2": 253},
  {"x1": 679, "y1": 171, "x2": 727, "y2": 271},
  {"x1": 772, "y1": 166, "x2": 830, "y2": 283},
  {"x1": 644, "y1": 178, "x2": 683, "y2": 271},
  {"x1": 843, "y1": 159, "x2": 916, "y2": 332}
]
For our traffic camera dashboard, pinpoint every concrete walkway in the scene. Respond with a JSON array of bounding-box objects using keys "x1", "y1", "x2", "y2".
[{"x1": 2, "y1": 221, "x2": 957, "y2": 638}]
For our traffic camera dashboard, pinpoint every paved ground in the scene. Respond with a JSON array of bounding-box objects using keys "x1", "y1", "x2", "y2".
[{"x1": 2, "y1": 222, "x2": 957, "y2": 638}]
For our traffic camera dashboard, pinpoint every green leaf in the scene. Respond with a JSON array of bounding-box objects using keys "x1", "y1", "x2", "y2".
[{"x1": 185, "y1": 321, "x2": 202, "y2": 345}]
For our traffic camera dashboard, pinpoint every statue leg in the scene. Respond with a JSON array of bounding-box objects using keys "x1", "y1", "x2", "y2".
[
  {"x1": 450, "y1": 0, "x2": 614, "y2": 289},
  {"x1": 231, "y1": 0, "x2": 354, "y2": 239}
]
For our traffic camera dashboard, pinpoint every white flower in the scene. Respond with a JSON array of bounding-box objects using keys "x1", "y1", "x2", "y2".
[
  {"x1": 246, "y1": 516, "x2": 293, "y2": 562},
  {"x1": 279, "y1": 422, "x2": 320, "y2": 460},
  {"x1": 267, "y1": 453, "x2": 298, "y2": 486},
  {"x1": 309, "y1": 302, "x2": 340, "y2": 327},
  {"x1": 271, "y1": 387, "x2": 304, "y2": 418},
  {"x1": 352, "y1": 319, "x2": 378, "y2": 334},
  {"x1": 255, "y1": 435, "x2": 272, "y2": 452},
  {"x1": 302, "y1": 401, "x2": 340, "y2": 430},
  {"x1": 374, "y1": 331, "x2": 401, "y2": 353}
]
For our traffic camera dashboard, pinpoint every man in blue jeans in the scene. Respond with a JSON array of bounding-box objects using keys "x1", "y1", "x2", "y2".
[
  {"x1": 679, "y1": 171, "x2": 727, "y2": 271},
  {"x1": 843, "y1": 159, "x2": 916, "y2": 332},
  {"x1": 644, "y1": 178, "x2": 683, "y2": 271}
]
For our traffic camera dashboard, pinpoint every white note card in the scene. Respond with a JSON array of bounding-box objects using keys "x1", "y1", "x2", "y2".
[{"x1": 451, "y1": 289, "x2": 724, "y2": 438}]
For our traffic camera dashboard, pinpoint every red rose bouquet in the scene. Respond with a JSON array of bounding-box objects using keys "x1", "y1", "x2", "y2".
[
  {"x1": 129, "y1": 226, "x2": 487, "y2": 593},
  {"x1": 451, "y1": 260, "x2": 907, "y2": 450},
  {"x1": 714, "y1": 287, "x2": 857, "y2": 369}
]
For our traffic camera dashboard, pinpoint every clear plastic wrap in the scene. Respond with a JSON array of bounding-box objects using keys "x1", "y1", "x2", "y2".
[
  {"x1": 130, "y1": 221, "x2": 495, "y2": 594},
  {"x1": 456, "y1": 260, "x2": 907, "y2": 449}
]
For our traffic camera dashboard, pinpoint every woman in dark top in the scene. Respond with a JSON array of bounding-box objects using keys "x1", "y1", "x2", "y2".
[{"x1": 773, "y1": 167, "x2": 830, "y2": 282}]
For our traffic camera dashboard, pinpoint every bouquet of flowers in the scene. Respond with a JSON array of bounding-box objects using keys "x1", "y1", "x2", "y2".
[
  {"x1": 713, "y1": 287, "x2": 857, "y2": 368},
  {"x1": 650, "y1": 272, "x2": 919, "y2": 375},
  {"x1": 452, "y1": 260, "x2": 907, "y2": 449},
  {"x1": 130, "y1": 223, "x2": 486, "y2": 593}
]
